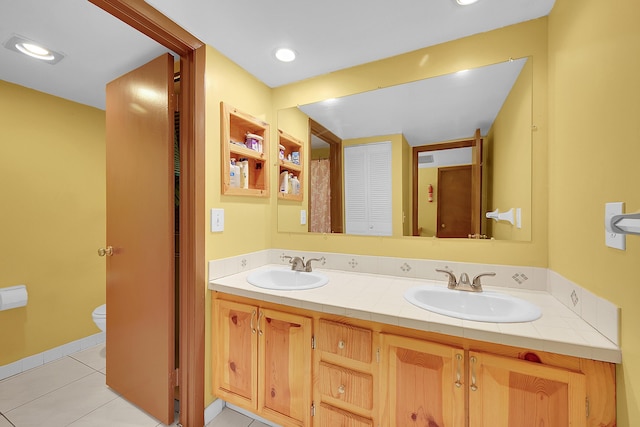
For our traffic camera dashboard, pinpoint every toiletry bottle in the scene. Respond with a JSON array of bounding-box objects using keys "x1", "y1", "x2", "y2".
[
  {"x1": 239, "y1": 158, "x2": 249, "y2": 189},
  {"x1": 291, "y1": 175, "x2": 300, "y2": 195},
  {"x1": 230, "y1": 158, "x2": 240, "y2": 188},
  {"x1": 279, "y1": 170, "x2": 289, "y2": 193}
]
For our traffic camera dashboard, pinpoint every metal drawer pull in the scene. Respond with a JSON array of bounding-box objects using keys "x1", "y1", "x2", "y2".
[
  {"x1": 338, "y1": 340, "x2": 346, "y2": 349},
  {"x1": 454, "y1": 353, "x2": 463, "y2": 388},
  {"x1": 258, "y1": 311, "x2": 264, "y2": 335},
  {"x1": 470, "y1": 356, "x2": 478, "y2": 391},
  {"x1": 338, "y1": 385, "x2": 345, "y2": 394}
]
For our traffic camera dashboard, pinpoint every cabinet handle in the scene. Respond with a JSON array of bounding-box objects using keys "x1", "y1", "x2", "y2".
[
  {"x1": 258, "y1": 311, "x2": 264, "y2": 335},
  {"x1": 454, "y1": 353, "x2": 463, "y2": 388},
  {"x1": 337, "y1": 385, "x2": 345, "y2": 394},
  {"x1": 470, "y1": 356, "x2": 478, "y2": 392},
  {"x1": 338, "y1": 340, "x2": 346, "y2": 350},
  {"x1": 250, "y1": 310, "x2": 257, "y2": 334}
]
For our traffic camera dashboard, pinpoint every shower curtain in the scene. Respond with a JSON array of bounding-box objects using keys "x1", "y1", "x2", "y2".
[{"x1": 309, "y1": 158, "x2": 331, "y2": 233}]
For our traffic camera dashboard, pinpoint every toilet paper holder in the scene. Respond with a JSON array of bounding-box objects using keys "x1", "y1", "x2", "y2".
[{"x1": 0, "y1": 284, "x2": 28, "y2": 311}]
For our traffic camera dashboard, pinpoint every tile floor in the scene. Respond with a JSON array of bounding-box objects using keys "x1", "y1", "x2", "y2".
[{"x1": 0, "y1": 344, "x2": 269, "y2": 427}]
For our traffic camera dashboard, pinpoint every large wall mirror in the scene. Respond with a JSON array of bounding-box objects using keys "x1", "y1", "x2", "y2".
[{"x1": 277, "y1": 57, "x2": 532, "y2": 241}]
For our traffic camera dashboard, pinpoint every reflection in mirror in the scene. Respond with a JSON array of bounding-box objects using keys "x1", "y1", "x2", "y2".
[{"x1": 277, "y1": 57, "x2": 532, "y2": 241}]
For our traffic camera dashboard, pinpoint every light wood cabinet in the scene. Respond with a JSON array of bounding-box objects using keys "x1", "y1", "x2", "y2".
[
  {"x1": 468, "y1": 350, "x2": 587, "y2": 427},
  {"x1": 379, "y1": 333, "x2": 465, "y2": 427},
  {"x1": 220, "y1": 102, "x2": 269, "y2": 197},
  {"x1": 213, "y1": 299, "x2": 312, "y2": 427},
  {"x1": 278, "y1": 129, "x2": 304, "y2": 201},
  {"x1": 212, "y1": 292, "x2": 615, "y2": 427},
  {"x1": 314, "y1": 319, "x2": 377, "y2": 426}
]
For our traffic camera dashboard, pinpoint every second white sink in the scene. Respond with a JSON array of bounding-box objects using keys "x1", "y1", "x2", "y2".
[
  {"x1": 247, "y1": 268, "x2": 329, "y2": 291},
  {"x1": 404, "y1": 284, "x2": 542, "y2": 323}
]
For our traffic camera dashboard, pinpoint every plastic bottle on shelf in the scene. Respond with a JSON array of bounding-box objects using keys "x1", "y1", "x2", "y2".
[
  {"x1": 279, "y1": 170, "x2": 289, "y2": 193},
  {"x1": 230, "y1": 158, "x2": 240, "y2": 188},
  {"x1": 291, "y1": 175, "x2": 300, "y2": 195},
  {"x1": 239, "y1": 158, "x2": 249, "y2": 189}
]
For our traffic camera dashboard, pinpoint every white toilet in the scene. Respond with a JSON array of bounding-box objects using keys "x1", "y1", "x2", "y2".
[{"x1": 92, "y1": 304, "x2": 107, "y2": 332}]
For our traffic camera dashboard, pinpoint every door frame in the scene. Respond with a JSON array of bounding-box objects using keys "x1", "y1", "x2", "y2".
[{"x1": 88, "y1": 1, "x2": 205, "y2": 425}]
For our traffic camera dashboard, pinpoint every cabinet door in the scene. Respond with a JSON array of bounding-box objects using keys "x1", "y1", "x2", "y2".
[
  {"x1": 213, "y1": 299, "x2": 258, "y2": 409},
  {"x1": 380, "y1": 334, "x2": 464, "y2": 427},
  {"x1": 468, "y1": 351, "x2": 587, "y2": 427},
  {"x1": 259, "y1": 308, "x2": 313, "y2": 426}
]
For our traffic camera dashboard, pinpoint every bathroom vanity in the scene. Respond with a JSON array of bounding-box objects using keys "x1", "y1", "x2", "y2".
[{"x1": 210, "y1": 265, "x2": 618, "y2": 427}]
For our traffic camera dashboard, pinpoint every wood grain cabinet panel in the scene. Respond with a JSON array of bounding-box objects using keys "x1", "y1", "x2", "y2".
[
  {"x1": 318, "y1": 362, "x2": 373, "y2": 410},
  {"x1": 213, "y1": 299, "x2": 258, "y2": 408},
  {"x1": 380, "y1": 333, "x2": 465, "y2": 427},
  {"x1": 468, "y1": 351, "x2": 587, "y2": 427},
  {"x1": 317, "y1": 320, "x2": 372, "y2": 363},
  {"x1": 318, "y1": 403, "x2": 373, "y2": 427},
  {"x1": 212, "y1": 298, "x2": 312, "y2": 427}
]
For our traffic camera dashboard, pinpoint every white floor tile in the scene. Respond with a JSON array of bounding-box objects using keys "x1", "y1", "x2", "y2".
[
  {"x1": 0, "y1": 357, "x2": 94, "y2": 412},
  {"x1": 68, "y1": 396, "x2": 159, "y2": 427},
  {"x1": 206, "y1": 407, "x2": 253, "y2": 427},
  {"x1": 70, "y1": 343, "x2": 107, "y2": 372},
  {"x1": 5, "y1": 371, "x2": 118, "y2": 427},
  {"x1": 0, "y1": 414, "x2": 13, "y2": 427}
]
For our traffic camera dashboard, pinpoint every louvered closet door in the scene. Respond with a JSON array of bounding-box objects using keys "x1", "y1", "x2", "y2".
[{"x1": 344, "y1": 141, "x2": 392, "y2": 236}]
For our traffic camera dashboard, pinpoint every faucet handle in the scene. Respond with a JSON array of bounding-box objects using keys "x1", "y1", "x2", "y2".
[
  {"x1": 436, "y1": 269, "x2": 457, "y2": 289},
  {"x1": 472, "y1": 272, "x2": 496, "y2": 287},
  {"x1": 304, "y1": 257, "x2": 324, "y2": 272}
]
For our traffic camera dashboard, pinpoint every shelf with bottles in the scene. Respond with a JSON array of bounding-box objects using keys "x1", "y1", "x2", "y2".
[
  {"x1": 221, "y1": 102, "x2": 269, "y2": 197},
  {"x1": 277, "y1": 129, "x2": 304, "y2": 201}
]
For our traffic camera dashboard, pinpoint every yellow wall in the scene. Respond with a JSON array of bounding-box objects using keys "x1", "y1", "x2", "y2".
[
  {"x1": 203, "y1": 45, "x2": 274, "y2": 403},
  {"x1": 485, "y1": 57, "x2": 533, "y2": 241},
  {"x1": 548, "y1": 0, "x2": 640, "y2": 424},
  {"x1": 271, "y1": 18, "x2": 548, "y2": 266},
  {"x1": 401, "y1": 134, "x2": 412, "y2": 236},
  {"x1": 417, "y1": 167, "x2": 439, "y2": 236},
  {"x1": 276, "y1": 107, "x2": 310, "y2": 233},
  {"x1": 0, "y1": 81, "x2": 106, "y2": 366}
]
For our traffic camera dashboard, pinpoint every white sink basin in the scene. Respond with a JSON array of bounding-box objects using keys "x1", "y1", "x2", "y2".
[
  {"x1": 404, "y1": 284, "x2": 541, "y2": 323},
  {"x1": 247, "y1": 268, "x2": 329, "y2": 290}
]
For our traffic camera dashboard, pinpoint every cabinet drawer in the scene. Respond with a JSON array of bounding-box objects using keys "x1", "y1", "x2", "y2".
[
  {"x1": 318, "y1": 362, "x2": 373, "y2": 410},
  {"x1": 318, "y1": 320, "x2": 372, "y2": 363},
  {"x1": 318, "y1": 403, "x2": 373, "y2": 427}
]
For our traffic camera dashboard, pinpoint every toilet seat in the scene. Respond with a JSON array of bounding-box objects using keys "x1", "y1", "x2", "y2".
[{"x1": 92, "y1": 304, "x2": 106, "y2": 318}]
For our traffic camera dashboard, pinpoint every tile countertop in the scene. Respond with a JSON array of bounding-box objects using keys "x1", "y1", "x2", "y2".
[{"x1": 209, "y1": 264, "x2": 621, "y2": 364}]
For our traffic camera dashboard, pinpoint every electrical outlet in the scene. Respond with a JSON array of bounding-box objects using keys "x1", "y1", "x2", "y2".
[
  {"x1": 211, "y1": 208, "x2": 224, "y2": 232},
  {"x1": 605, "y1": 202, "x2": 625, "y2": 250}
]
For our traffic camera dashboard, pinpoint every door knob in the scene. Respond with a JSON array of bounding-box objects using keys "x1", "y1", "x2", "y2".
[
  {"x1": 98, "y1": 246, "x2": 113, "y2": 257},
  {"x1": 441, "y1": 223, "x2": 446, "y2": 228}
]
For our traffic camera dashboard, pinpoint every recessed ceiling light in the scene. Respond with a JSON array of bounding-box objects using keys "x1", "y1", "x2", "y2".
[
  {"x1": 3, "y1": 35, "x2": 64, "y2": 64},
  {"x1": 275, "y1": 48, "x2": 296, "y2": 63},
  {"x1": 456, "y1": 0, "x2": 479, "y2": 5}
]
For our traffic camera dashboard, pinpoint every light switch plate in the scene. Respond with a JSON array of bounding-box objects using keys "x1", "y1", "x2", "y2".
[
  {"x1": 605, "y1": 202, "x2": 625, "y2": 250},
  {"x1": 211, "y1": 208, "x2": 224, "y2": 232},
  {"x1": 300, "y1": 210, "x2": 307, "y2": 225}
]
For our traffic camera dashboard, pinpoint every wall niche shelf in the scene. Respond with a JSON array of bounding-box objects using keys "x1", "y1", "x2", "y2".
[
  {"x1": 277, "y1": 129, "x2": 304, "y2": 201},
  {"x1": 221, "y1": 102, "x2": 270, "y2": 197}
]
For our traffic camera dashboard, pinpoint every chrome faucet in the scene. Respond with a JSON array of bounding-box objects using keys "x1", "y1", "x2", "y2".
[
  {"x1": 435, "y1": 269, "x2": 496, "y2": 292},
  {"x1": 283, "y1": 255, "x2": 325, "y2": 272}
]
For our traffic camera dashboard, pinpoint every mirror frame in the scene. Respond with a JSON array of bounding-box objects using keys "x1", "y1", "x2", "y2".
[{"x1": 309, "y1": 118, "x2": 344, "y2": 233}]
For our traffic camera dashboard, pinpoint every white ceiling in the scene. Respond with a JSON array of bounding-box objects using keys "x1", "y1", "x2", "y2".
[{"x1": 1, "y1": 0, "x2": 553, "y2": 140}]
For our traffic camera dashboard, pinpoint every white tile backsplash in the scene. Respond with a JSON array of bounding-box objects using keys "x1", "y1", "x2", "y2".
[{"x1": 207, "y1": 249, "x2": 619, "y2": 351}]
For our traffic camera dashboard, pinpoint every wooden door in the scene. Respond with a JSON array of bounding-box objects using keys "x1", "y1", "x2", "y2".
[
  {"x1": 436, "y1": 165, "x2": 472, "y2": 238},
  {"x1": 259, "y1": 308, "x2": 312, "y2": 426},
  {"x1": 468, "y1": 351, "x2": 587, "y2": 427},
  {"x1": 213, "y1": 299, "x2": 259, "y2": 409},
  {"x1": 380, "y1": 334, "x2": 464, "y2": 427},
  {"x1": 105, "y1": 53, "x2": 176, "y2": 424}
]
